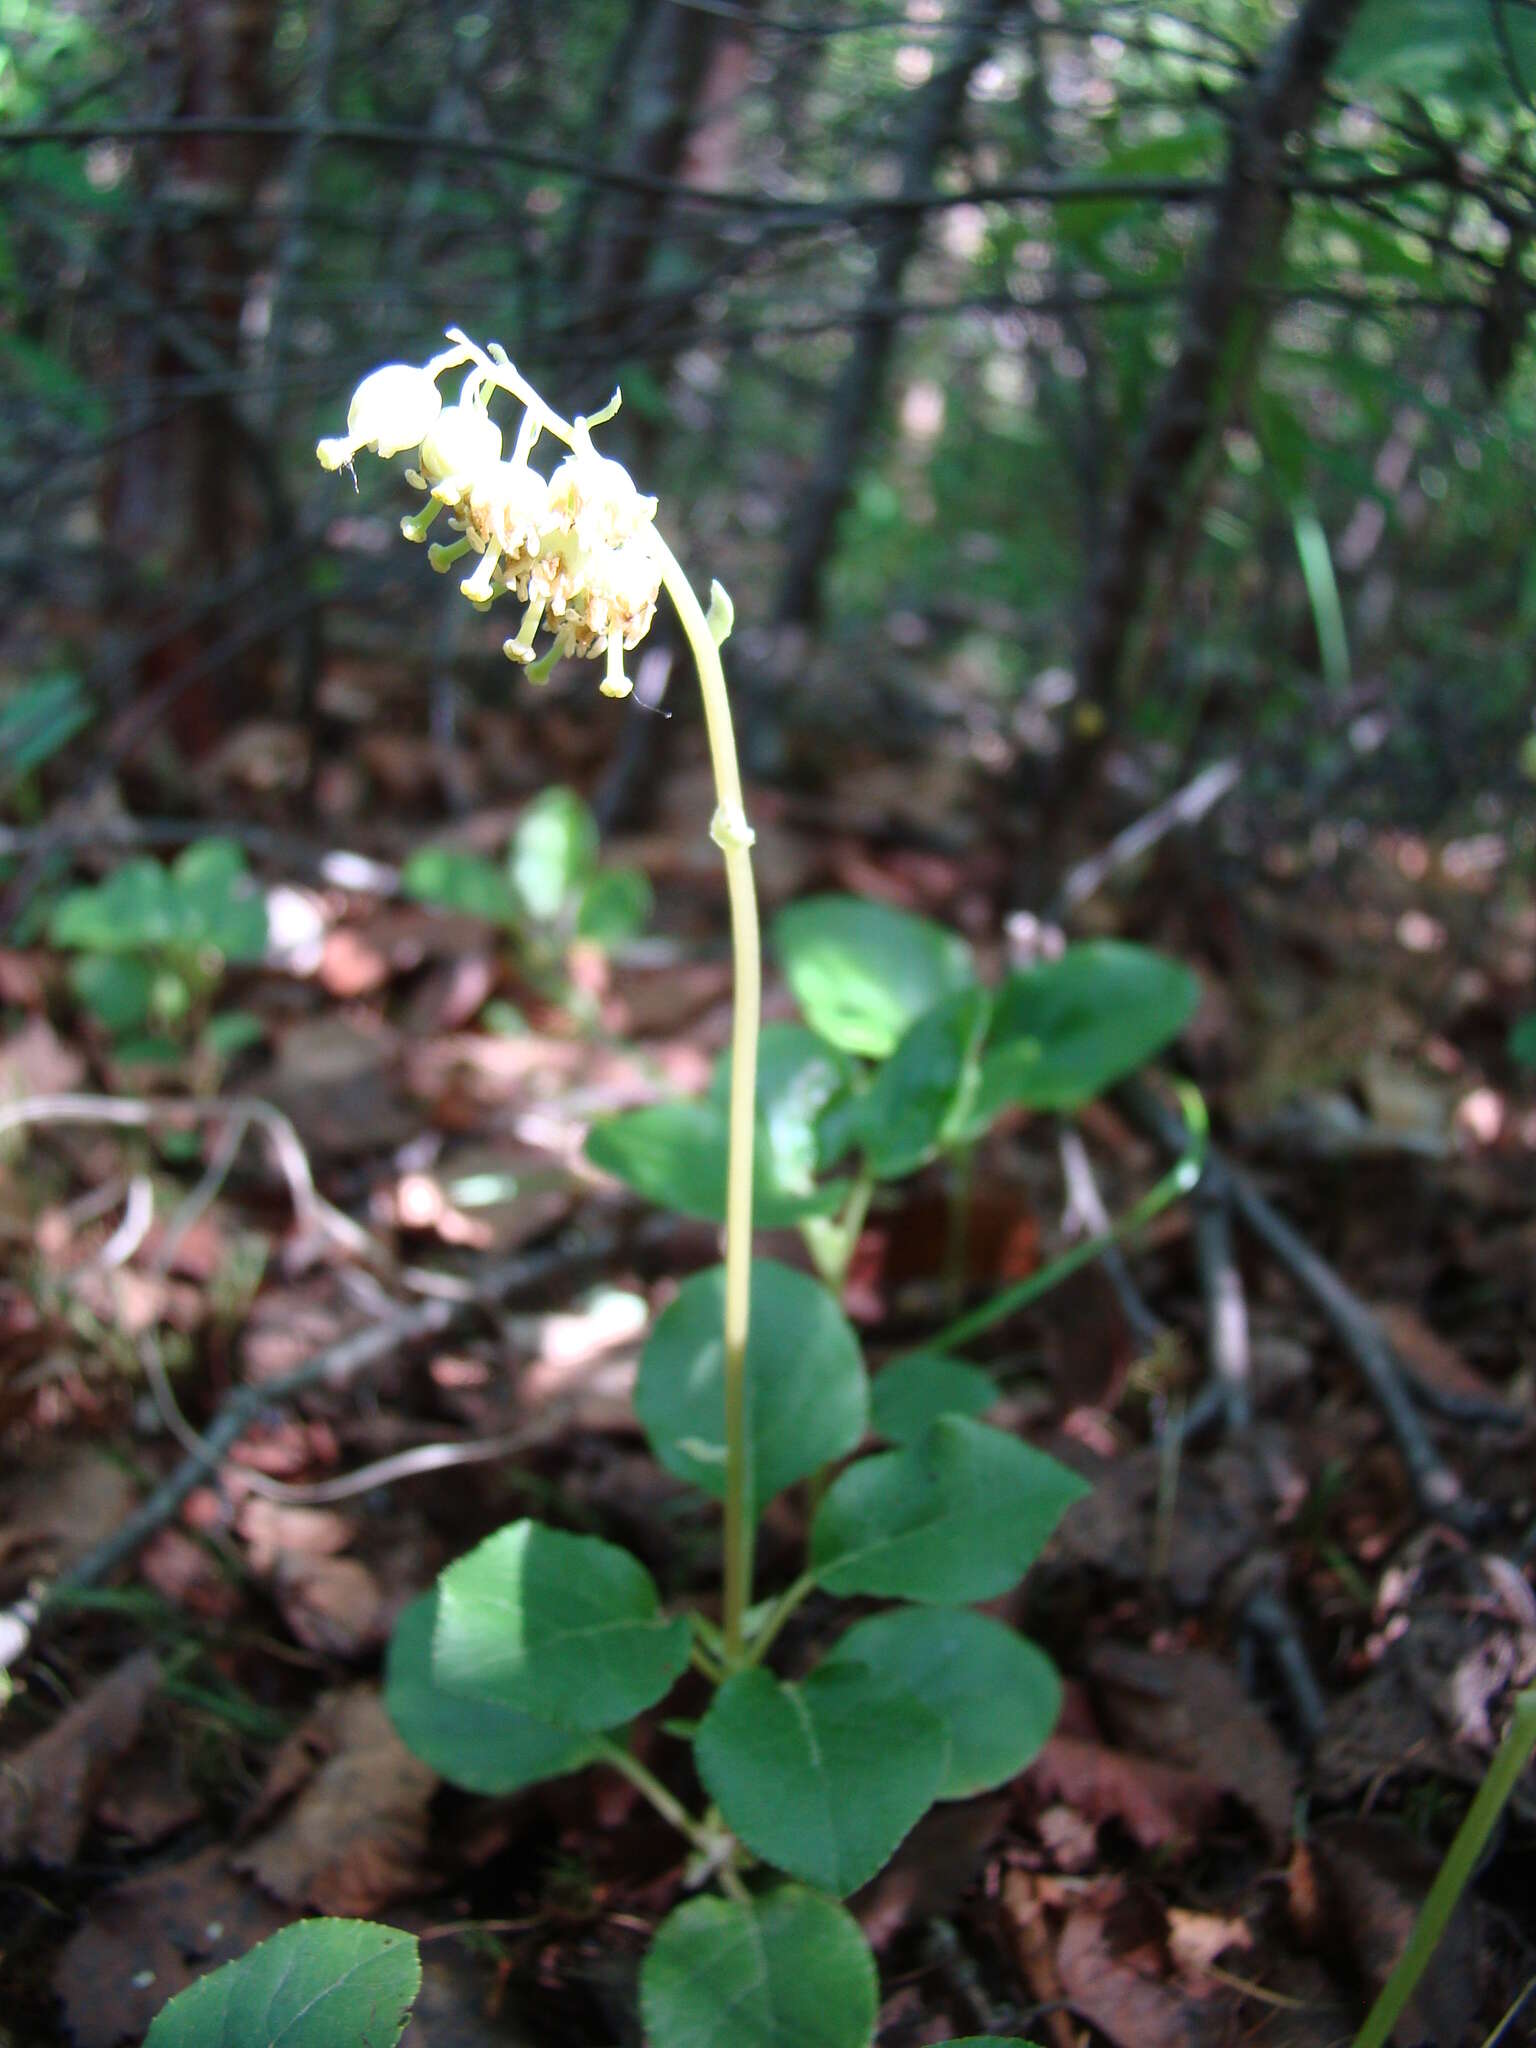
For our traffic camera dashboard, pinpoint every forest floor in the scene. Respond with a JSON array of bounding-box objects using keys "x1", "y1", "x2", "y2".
[{"x1": 1, "y1": 671, "x2": 1533, "y2": 2048}]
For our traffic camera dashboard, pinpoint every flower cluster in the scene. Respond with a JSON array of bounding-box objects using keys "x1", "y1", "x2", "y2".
[{"x1": 316, "y1": 339, "x2": 662, "y2": 699}]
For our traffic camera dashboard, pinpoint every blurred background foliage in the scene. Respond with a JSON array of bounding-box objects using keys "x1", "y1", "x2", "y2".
[{"x1": 2, "y1": 0, "x2": 1534, "y2": 858}]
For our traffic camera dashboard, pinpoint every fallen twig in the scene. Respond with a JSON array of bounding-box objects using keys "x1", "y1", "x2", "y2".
[
  {"x1": 0, "y1": 1092, "x2": 378, "y2": 1266},
  {"x1": 0, "y1": 1225, "x2": 617, "y2": 1672},
  {"x1": 1119, "y1": 1080, "x2": 1492, "y2": 1536},
  {"x1": 1048, "y1": 756, "x2": 1241, "y2": 922},
  {"x1": 1193, "y1": 1178, "x2": 1252, "y2": 1431}
]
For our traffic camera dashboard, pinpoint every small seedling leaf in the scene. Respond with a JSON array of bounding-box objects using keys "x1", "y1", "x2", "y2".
[{"x1": 510, "y1": 786, "x2": 599, "y2": 922}]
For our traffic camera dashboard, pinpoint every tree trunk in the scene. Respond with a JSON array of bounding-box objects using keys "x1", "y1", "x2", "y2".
[
  {"x1": 773, "y1": 0, "x2": 1011, "y2": 632},
  {"x1": 1074, "y1": 0, "x2": 1367, "y2": 719}
]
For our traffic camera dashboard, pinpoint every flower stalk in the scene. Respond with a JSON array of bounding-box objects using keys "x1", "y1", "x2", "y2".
[{"x1": 317, "y1": 333, "x2": 762, "y2": 1665}]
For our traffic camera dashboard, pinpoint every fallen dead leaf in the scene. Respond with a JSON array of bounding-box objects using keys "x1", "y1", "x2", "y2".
[
  {"x1": 1293, "y1": 1817, "x2": 1480, "y2": 2048},
  {"x1": 1374, "y1": 1302, "x2": 1512, "y2": 1408},
  {"x1": 0, "y1": 1651, "x2": 160, "y2": 1866},
  {"x1": 233, "y1": 1686, "x2": 437, "y2": 1913},
  {"x1": 0, "y1": 1447, "x2": 140, "y2": 1582},
  {"x1": 1165, "y1": 1906, "x2": 1252, "y2": 1982},
  {"x1": 852, "y1": 1796, "x2": 1009, "y2": 1950},
  {"x1": 136, "y1": 1527, "x2": 245, "y2": 1621},
  {"x1": 1020, "y1": 1734, "x2": 1226, "y2": 1857},
  {"x1": 53, "y1": 1844, "x2": 288, "y2": 2048},
  {"x1": 1056, "y1": 1894, "x2": 1232, "y2": 2048},
  {"x1": 1086, "y1": 1643, "x2": 1297, "y2": 1852},
  {"x1": 270, "y1": 1550, "x2": 388, "y2": 1658},
  {"x1": 0, "y1": 1014, "x2": 86, "y2": 1098},
  {"x1": 236, "y1": 1497, "x2": 355, "y2": 1573}
]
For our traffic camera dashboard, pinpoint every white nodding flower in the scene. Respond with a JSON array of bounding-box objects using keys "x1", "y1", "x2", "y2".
[
  {"x1": 416, "y1": 403, "x2": 503, "y2": 492},
  {"x1": 319, "y1": 336, "x2": 671, "y2": 701},
  {"x1": 316, "y1": 363, "x2": 444, "y2": 470},
  {"x1": 545, "y1": 448, "x2": 657, "y2": 554}
]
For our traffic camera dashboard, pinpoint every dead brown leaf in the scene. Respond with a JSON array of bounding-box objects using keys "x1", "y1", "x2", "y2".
[
  {"x1": 1087, "y1": 1643, "x2": 1297, "y2": 1852},
  {"x1": 270, "y1": 1551, "x2": 388, "y2": 1658},
  {"x1": 1056, "y1": 1893, "x2": 1233, "y2": 2048},
  {"x1": 233, "y1": 1686, "x2": 437, "y2": 1913},
  {"x1": 53, "y1": 1845, "x2": 288, "y2": 2048},
  {"x1": 0, "y1": 1014, "x2": 86, "y2": 1098},
  {"x1": 0, "y1": 1447, "x2": 140, "y2": 1584},
  {"x1": 1020, "y1": 1734, "x2": 1226, "y2": 1857},
  {"x1": 1294, "y1": 1817, "x2": 1481, "y2": 2047},
  {"x1": 0, "y1": 1651, "x2": 160, "y2": 1866}
]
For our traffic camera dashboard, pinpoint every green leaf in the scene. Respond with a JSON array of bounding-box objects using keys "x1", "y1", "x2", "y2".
[
  {"x1": 823, "y1": 988, "x2": 990, "y2": 1177},
  {"x1": 385, "y1": 1590, "x2": 601, "y2": 1793},
  {"x1": 810, "y1": 1416, "x2": 1091, "y2": 1604},
  {"x1": 695, "y1": 1664, "x2": 946, "y2": 1895},
  {"x1": 640, "y1": 1886, "x2": 877, "y2": 2048},
  {"x1": 870, "y1": 1352, "x2": 996, "y2": 1445},
  {"x1": 510, "y1": 786, "x2": 599, "y2": 922},
  {"x1": 69, "y1": 953, "x2": 155, "y2": 1033},
  {"x1": 143, "y1": 1919, "x2": 420, "y2": 2048},
  {"x1": 434, "y1": 1520, "x2": 690, "y2": 1732},
  {"x1": 402, "y1": 846, "x2": 520, "y2": 927},
  {"x1": 711, "y1": 1023, "x2": 858, "y2": 1188},
  {"x1": 823, "y1": 1607, "x2": 1061, "y2": 1799},
  {"x1": 586, "y1": 1101, "x2": 845, "y2": 1229},
  {"x1": 575, "y1": 866, "x2": 653, "y2": 946},
  {"x1": 972, "y1": 941, "x2": 1198, "y2": 1122},
  {"x1": 201, "y1": 1009, "x2": 265, "y2": 1060},
  {"x1": 587, "y1": 1026, "x2": 855, "y2": 1228},
  {"x1": 1341, "y1": 0, "x2": 1536, "y2": 102},
  {"x1": 774, "y1": 895, "x2": 974, "y2": 1059},
  {"x1": 0, "y1": 673, "x2": 92, "y2": 780},
  {"x1": 1509, "y1": 1013, "x2": 1536, "y2": 1069},
  {"x1": 169, "y1": 839, "x2": 268, "y2": 965},
  {"x1": 50, "y1": 859, "x2": 174, "y2": 952},
  {"x1": 636, "y1": 1259, "x2": 868, "y2": 1522}
]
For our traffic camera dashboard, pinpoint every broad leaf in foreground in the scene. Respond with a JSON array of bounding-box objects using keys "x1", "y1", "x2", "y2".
[
  {"x1": 434, "y1": 1521, "x2": 690, "y2": 1732},
  {"x1": 144, "y1": 1920, "x2": 419, "y2": 2048},
  {"x1": 810, "y1": 1416, "x2": 1090, "y2": 1604},
  {"x1": 640, "y1": 1886, "x2": 877, "y2": 2048}
]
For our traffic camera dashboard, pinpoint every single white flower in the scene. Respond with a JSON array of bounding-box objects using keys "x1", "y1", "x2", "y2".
[{"x1": 316, "y1": 363, "x2": 444, "y2": 469}]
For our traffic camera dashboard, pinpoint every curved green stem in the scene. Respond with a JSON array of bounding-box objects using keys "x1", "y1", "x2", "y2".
[
  {"x1": 650, "y1": 536, "x2": 761, "y2": 1668},
  {"x1": 1350, "y1": 1689, "x2": 1536, "y2": 2048},
  {"x1": 910, "y1": 1082, "x2": 1207, "y2": 1363}
]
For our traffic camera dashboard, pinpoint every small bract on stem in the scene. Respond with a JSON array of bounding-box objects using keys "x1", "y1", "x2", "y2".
[{"x1": 316, "y1": 332, "x2": 763, "y2": 1661}]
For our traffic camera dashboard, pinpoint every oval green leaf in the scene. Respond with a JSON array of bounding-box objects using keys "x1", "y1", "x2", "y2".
[
  {"x1": 824, "y1": 988, "x2": 990, "y2": 1179},
  {"x1": 511, "y1": 785, "x2": 599, "y2": 921},
  {"x1": 144, "y1": 1919, "x2": 420, "y2": 2048},
  {"x1": 824, "y1": 1607, "x2": 1062, "y2": 1799},
  {"x1": 810, "y1": 1416, "x2": 1091, "y2": 1604},
  {"x1": 696, "y1": 1663, "x2": 946, "y2": 1896},
  {"x1": 640, "y1": 1885, "x2": 877, "y2": 2048},
  {"x1": 774, "y1": 894, "x2": 974, "y2": 1059},
  {"x1": 586, "y1": 1099, "x2": 846, "y2": 1230},
  {"x1": 385, "y1": 1590, "x2": 602, "y2": 1793},
  {"x1": 434, "y1": 1521, "x2": 690, "y2": 1732},
  {"x1": 637, "y1": 1260, "x2": 868, "y2": 1522},
  {"x1": 402, "y1": 846, "x2": 520, "y2": 927},
  {"x1": 870, "y1": 1352, "x2": 996, "y2": 1445},
  {"x1": 972, "y1": 941, "x2": 1198, "y2": 1122}
]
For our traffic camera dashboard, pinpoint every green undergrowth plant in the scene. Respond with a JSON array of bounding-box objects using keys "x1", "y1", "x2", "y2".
[
  {"x1": 402, "y1": 782, "x2": 651, "y2": 1022},
  {"x1": 146, "y1": 333, "x2": 1211, "y2": 2047},
  {"x1": 47, "y1": 837, "x2": 267, "y2": 1069}
]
